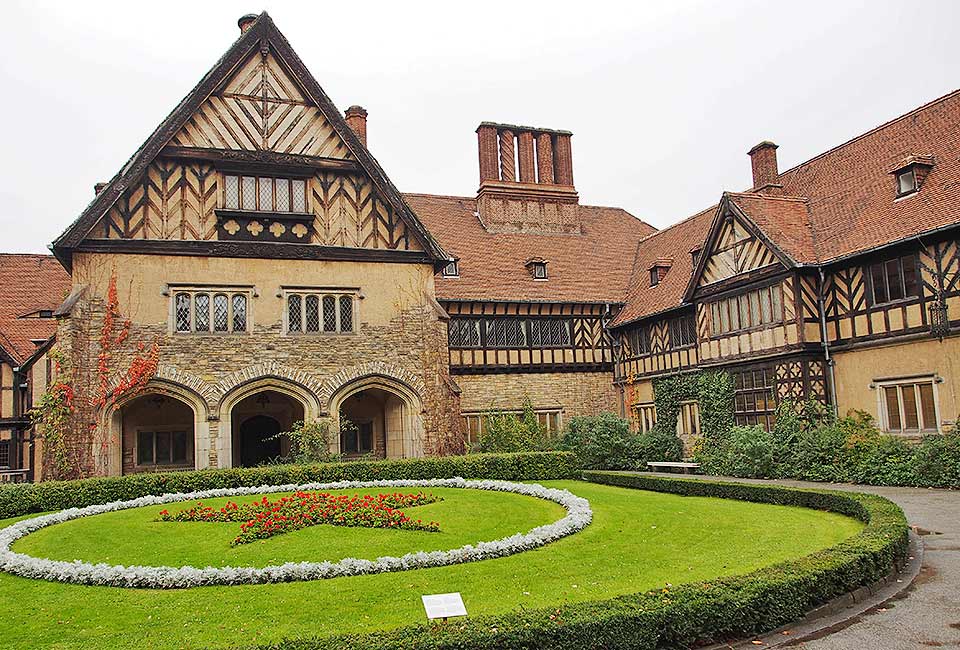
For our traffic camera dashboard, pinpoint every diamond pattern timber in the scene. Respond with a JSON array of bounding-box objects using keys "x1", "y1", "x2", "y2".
[
  {"x1": 700, "y1": 216, "x2": 780, "y2": 286},
  {"x1": 170, "y1": 50, "x2": 352, "y2": 159}
]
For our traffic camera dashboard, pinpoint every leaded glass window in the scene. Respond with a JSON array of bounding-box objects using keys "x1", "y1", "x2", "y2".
[
  {"x1": 222, "y1": 174, "x2": 308, "y2": 213},
  {"x1": 194, "y1": 293, "x2": 210, "y2": 332},
  {"x1": 530, "y1": 319, "x2": 571, "y2": 347},
  {"x1": 286, "y1": 291, "x2": 358, "y2": 335},
  {"x1": 448, "y1": 319, "x2": 481, "y2": 347},
  {"x1": 486, "y1": 319, "x2": 526, "y2": 348},
  {"x1": 172, "y1": 289, "x2": 250, "y2": 334},
  {"x1": 322, "y1": 296, "x2": 337, "y2": 332},
  {"x1": 305, "y1": 295, "x2": 320, "y2": 332},
  {"x1": 175, "y1": 293, "x2": 191, "y2": 332},
  {"x1": 232, "y1": 294, "x2": 247, "y2": 332},
  {"x1": 213, "y1": 294, "x2": 229, "y2": 332},
  {"x1": 287, "y1": 294, "x2": 302, "y2": 332},
  {"x1": 339, "y1": 295, "x2": 353, "y2": 332}
]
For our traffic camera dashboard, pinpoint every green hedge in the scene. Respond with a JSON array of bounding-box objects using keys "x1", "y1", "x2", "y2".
[
  {"x1": 0, "y1": 452, "x2": 577, "y2": 519},
  {"x1": 246, "y1": 472, "x2": 908, "y2": 650}
]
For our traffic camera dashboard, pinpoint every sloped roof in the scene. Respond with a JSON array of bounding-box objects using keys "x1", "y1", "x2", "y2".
[
  {"x1": 0, "y1": 255, "x2": 71, "y2": 364},
  {"x1": 615, "y1": 87, "x2": 960, "y2": 328},
  {"x1": 613, "y1": 207, "x2": 715, "y2": 326},
  {"x1": 51, "y1": 12, "x2": 449, "y2": 267},
  {"x1": 406, "y1": 194, "x2": 656, "y2": 303}
]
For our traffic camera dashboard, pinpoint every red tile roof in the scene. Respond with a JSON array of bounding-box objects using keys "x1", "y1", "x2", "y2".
[
  {"x1": 0, "y1": 254, "x2": 71, "y2": 363},
  {"x1": 405, "y1": 194, "x2": 657, "y2": 304},
  {"x1": 615, "y1": 87, "x2": 960, "y2": 327}
]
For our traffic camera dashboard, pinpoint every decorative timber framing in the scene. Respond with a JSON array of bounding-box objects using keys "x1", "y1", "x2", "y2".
[
  {"x1": 442, "y1": 300, "x2": 616, "y2": 374},
  {"x1": 51, "y1": 12, "x2": 451, "y2": 270}
]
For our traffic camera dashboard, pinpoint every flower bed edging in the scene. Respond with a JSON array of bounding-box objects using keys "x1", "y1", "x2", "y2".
[{"x1": 0, "y1": 478, "x2": 591, "y2": 589}]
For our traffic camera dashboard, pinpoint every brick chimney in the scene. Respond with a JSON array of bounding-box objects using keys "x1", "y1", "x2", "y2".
[
  {"x1": 237, "y1": 14, "x2": 258, "y2": 33},
  {"x1": 748, "y1": 141, "x2": 782, "y2": 193},
  {"x1": 344, "y1": 105, "x2": 368, "y2": 147},
  {"x1": 475, "y1": 122, "x2": 580, "y2": 234}
]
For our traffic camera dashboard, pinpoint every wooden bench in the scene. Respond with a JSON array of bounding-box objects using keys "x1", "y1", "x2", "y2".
[{"x1": 646, "y1": 461, "x2": 700, "y2": 475}]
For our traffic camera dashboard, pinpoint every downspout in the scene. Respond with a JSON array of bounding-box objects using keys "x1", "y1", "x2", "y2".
[{"x1": 817, "y1": 269, "x2": 839, "y2": 416}]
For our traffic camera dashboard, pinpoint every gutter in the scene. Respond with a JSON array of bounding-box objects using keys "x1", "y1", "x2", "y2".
[{"x1": 818, "y1": 268, "x2": 839, "y2": 416}]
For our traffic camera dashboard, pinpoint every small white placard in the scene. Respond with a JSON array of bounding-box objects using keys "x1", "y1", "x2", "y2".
[{"x1": 421, "y1": 592, "x2": 467, "y2": 619}]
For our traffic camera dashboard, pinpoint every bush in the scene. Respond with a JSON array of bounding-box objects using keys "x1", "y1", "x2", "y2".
[
  {"x1": 637, "y1": 426, "x2": 684, "y2": 463},
  {"x1": 558, "y1": 413, "x2": 643, "y2": 470},
  {"x1": 718, "y1": 425, "x2": 776, "y2": 478},
  {"x1": 0, "y1": 451, "x2": 578, "y2": 520},
  {"x1": 273, "y1": 419, "x2": 343, "y2": 465},
  {"x1": 251, "y1": 473, "x2": 908, "y2": 650},
  {"x1": 472, "y1": 400, "x2": 552, "y2": 453},
  {"x1": 910, "y1": 432, "x2": 960, "y2": 488}
]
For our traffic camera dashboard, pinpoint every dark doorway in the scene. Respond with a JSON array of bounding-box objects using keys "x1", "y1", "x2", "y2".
[{"x1": 238, "y1": 415, "x2": 282, "y2": 467}]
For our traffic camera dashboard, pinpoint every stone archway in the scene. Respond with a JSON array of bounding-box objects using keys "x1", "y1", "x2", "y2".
[
  {"x1": 217, "y1": 377, "x2": 321, "y2": 468},
  {"x1": 329, "y1": 375, "x2": 425, "y2": 459},
  {"x1": 104, "y1": 380, "x2": 210, "y2": 476}
]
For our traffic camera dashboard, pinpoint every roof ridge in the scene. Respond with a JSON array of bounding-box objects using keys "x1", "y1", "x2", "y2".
[
  {"x1": 403, "y1": 192, "x2": 474, "y2": 201},
  {"x1": 777, "y1": 86, "x2": 960, "y2": 178},
  {"x1": 726, "y1": 191, "x2": 809, "y2": 203}
]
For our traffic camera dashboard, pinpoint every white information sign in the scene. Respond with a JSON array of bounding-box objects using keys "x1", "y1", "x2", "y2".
[{"x1": 421, "y1": 592, "x2": 468, "y2": 620}]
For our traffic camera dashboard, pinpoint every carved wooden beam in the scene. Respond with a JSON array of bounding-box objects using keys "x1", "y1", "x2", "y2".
[{"x1": 160, "y1": 146, "x2": 361, "y2": 174}]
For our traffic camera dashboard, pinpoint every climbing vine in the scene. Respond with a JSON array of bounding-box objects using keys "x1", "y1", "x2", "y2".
[
  {"x1": 30, "y1": 271, "x2": 160, "y2": 479},
  {"x1": 652, "y1": 369, "x2": 734, "y2": 455}
]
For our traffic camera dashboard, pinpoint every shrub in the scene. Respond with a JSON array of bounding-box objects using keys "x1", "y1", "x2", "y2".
[
  {"x1": 718, "y1": 425, "x2": 776, "y2": 478},
  {"x1": 637, "y1": 426, "x2": 684, "y2": 463},
  {"x1": 558, "y1": 413, "x2": 643, "y2": 470},
  {"x1": 251, "y1": 473, "x2": 908, "y2": 650},
  {"x1": 273, "y1": 419, "x2": 343, "y2": 465},
  {"x1": 472, "y1": 400, "x2": 552, "y2": 453},
  {"x1": 910, "y1": 432, "x2": 960, "y2": 488},
  {"x1": 0, "y1": 451, "x2": 578, "y2": 520}
]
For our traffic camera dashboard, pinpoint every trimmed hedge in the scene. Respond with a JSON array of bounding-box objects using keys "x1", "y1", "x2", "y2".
[
  {"x1": 245, "y1": 472, "x2": 908, "y2": 650},
  {"x1": 0, "y1": 452, "x2": 577, "y2": 520}
]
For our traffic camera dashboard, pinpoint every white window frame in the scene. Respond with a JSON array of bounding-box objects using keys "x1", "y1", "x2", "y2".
[
  {"x1": 441, "y1": 261, "x2": 460, "y2": 278},
  {"x1": 168, "y1": 285, "x2": 253, "y2": 335},
  {"x1": 282, "y1": 288, "x2": 359, "y2": 335},
  {"x1": 461, "y1": 408, "x2": 563, "y2": 445},
  {"x1": 874, "y1": 375, "x2": 942, "y2": 434}
]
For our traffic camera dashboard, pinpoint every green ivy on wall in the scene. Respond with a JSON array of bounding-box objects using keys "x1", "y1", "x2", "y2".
[{"x1": 652, "y1": 370, "x2": 734, "y2": 454}]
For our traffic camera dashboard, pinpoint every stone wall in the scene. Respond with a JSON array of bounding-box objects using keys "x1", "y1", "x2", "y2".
[{"x1": 456, "y1": 371, "x2": 618, "y2": 419}]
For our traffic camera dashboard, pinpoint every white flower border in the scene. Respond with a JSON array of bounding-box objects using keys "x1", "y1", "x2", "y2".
[{"x1": 0, "y1": 478, "x2": 591, "y2": 589}]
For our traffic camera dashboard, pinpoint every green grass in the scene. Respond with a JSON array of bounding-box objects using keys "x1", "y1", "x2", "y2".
[{"x1": 0, "y1": 480, "x2": 863, "y2": 650}]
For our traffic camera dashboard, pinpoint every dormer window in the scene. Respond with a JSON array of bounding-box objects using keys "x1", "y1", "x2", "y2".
[
  {"x1": 442, "y1": 261, "x2": 460, "y2": 277},
  {"x1": 649, "y1": 258, "x2": 673, "y2": 287},
  {"x1": 890, "y1": 155, "x2": 934, "y2": 198},
  {"x1": 525, "y1": 258, "x2": 548, "y2": 280},
  {"x1": 690, "y1": 246, "x2": 702, "y2": 267}
]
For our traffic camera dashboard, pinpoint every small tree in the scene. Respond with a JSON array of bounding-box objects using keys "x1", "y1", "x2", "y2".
[
  {"x1": 473, "y1": 398, "x2": 551, "y2": 453},
  {"x1": 274, "y1": 419, "x2": 344, "y2": 464}
]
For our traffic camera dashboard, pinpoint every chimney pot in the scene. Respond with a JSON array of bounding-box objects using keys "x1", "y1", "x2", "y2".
[
  {"x1": 238, "y1": 14, "x2": 258, "y2": 34},
  {"x1": 748, "y1": 140, "x2": 780, "y2": 190},
  {"x1": 344, "y1": 105, "x2": 368, "y2": 147}
]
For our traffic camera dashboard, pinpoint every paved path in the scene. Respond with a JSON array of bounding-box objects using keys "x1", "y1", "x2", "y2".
[{"x1": 645, "y1": 473, "x2": 960, "y2": 649}]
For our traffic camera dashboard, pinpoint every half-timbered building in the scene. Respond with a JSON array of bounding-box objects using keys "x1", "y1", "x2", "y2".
[
  {"x1": 5, "y1": 12, "x2": 959, "y2": 480},
  {"x1": 613, "y1": 91, "x2": 960, "y2": 443}
]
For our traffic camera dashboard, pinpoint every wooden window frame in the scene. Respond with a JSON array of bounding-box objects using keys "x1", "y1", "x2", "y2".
[
  {"x1": 708, "y1": 282, "x2": 784, "y2": 338},
  {"x1": 866, "y1": 253, "x2": 920, "y2": 307},
  {"x1": 135, "y1": 427, "x2": 192, "y2": 468},
  {"x1": 732, "y1": 366, "x2": 777, "y2": 430},
  {"x1": 222, "y1": 173, "x2": 310, "y2": 214},
  {"x1": 875, "y1": 376, "x2": 941, "y2": 434}
]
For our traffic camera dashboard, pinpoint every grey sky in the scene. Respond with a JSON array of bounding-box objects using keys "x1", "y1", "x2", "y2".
[{"x1": 2, "y1": 0, "x2": 959, "y2": 253}]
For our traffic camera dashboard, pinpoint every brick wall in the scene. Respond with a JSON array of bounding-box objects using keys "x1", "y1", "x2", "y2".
[{"x1": 456, "y1": 371, "x2": 618, "y2": 418}]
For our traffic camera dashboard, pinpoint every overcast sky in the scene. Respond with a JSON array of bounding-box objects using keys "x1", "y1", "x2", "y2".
[{"x1": 2, "y1": 0, "x2": 959, "y2": 253}]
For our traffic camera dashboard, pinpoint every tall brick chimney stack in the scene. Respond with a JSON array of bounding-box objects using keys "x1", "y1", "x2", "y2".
[
  {"x1": 344, "y1": 106, "x2": 368, "y2": 147},
  {"x1": 748, "y1": 141, "x2": 781, "y2": 193},
  {"x1": 238, "y1": 14, "x2": 258, "y2": 34},
  {"x1": 474, "y1": 122, "x2": 580, "y2": 234}
]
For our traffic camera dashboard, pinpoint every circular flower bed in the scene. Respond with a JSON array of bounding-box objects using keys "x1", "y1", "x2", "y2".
[{"x1": 0, "y1": 478, "x2": 591, "y2": 589}]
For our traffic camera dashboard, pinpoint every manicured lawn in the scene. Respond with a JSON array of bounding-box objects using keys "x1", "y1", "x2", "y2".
[{"x1": 0, "y1": 480, "x2": 863, "y2": 649}]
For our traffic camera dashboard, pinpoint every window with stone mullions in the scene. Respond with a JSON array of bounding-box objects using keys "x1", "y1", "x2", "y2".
[
  {"x1": 223, "y1": 174, "x2": 307, "y2": 213},
  {"x1": 286, "y1": 292, "x2": 355, "y2": 334},
  {"x1": 174, "y1": 290, "x2": 248, "y2": 334}
]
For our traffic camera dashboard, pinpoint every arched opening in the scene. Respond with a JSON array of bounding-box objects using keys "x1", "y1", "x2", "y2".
[
  {"x1": 230, "y1": 390, "x2": 304, "y2": 467},
  {"x1": 333, "y1": 378, "x2": 424, "y2": 459},
  {"x1": 118, "y1": 393, "x2": 196, "y2": 475}
]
